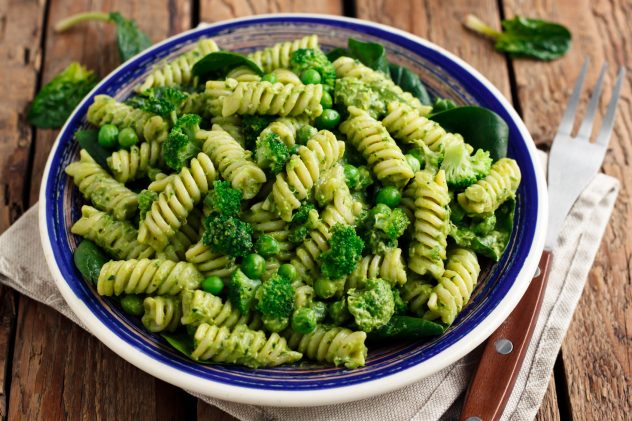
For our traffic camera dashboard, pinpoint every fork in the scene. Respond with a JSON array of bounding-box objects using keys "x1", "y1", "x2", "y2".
[{"x1": 459, "y1": 59, "x2": 626, "y2": 421}]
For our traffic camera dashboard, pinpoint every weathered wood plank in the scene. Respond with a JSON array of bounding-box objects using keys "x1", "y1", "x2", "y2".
[
  {"x1": 0, "y1": 0, "x2": 47, "y2": 417},
  {"x1": 503, "y1": 0, "x2": 632, "y2": 418},
  {"x1": 8, "y1": 0, "x2": 194, "y2": 419},
  {"x1": 199, "y1": 0, "x2": 342, "y2": 22}
]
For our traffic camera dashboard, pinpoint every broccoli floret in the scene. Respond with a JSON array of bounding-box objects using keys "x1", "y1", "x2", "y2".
[
  {"x1": 138, "y1": 189, "x2": 158, "y2": 220},
  {"x1": 204, "y1": 180, "x2": 242, "y2": 217},
  {"x1": 228, "y1": 269, "x2": 261, "y2": 315},
  {"x1": 290, "y1": 48, "x2": 336, "y2": 87},
  {"x1": 343, "y1": 164, "x2": 374, "y2": 191},
  {"x1": 162, "y1": 114, "x2": 202, "y2": 171},
  {"x1": 392, "y1": 288, "x2": 407, "y2": 315},
  {"x1": 242, "y1": 115, "x2": 274, "y2": 150},
  {"x1": 327, "y1": 297, "x2": 351, "y2": 325},
  {"x1": 358, "y1": 204, "x2": 410, "y2": 254},
  {"x1": 202, "y1": 211, "x2": 253, "y2": 257},
  {"x1": 347, "y1": 278, "x2": 395, "y2": 332},
  {"x1": 255, "y1": 274, "x2": 295, "y2": 332},
  {"x1": 334, "y1": 77, "x2": 385, "y2": 118},
  {"x1": 408, "y1": 143, "x2": 444, "y2": 173},
  {"x1": 126, "y1": 86, "x2": 188, "y2": 123},
  {"x1": 320, "y1": 224, "x2": 364, "y2": 280},
  {"x1": 288, "y1": 203, "x2": 319, "y2": 244},
  {"x1": 440, "y1": 141, "x2": 492, "y2": 188},
  {"x1": 255, "y1": 132, "x2": 290, "y2": 175}
]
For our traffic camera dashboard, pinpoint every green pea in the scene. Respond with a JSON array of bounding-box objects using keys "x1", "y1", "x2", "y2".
[
  {"x1": 201, "y1": 276, "x2": 224, "y2": 295},
  {"x1": 241, "y1": 253, "x2": 266, "y2": 279},
  {"x1": 120, "y1": 294, "x2": 144, "y2": 316},
  {"x1": 376, "y1": 186, "x2": 401, "y2": 208},
  {"x1": 343, "y1": 164, "x2": 359, "y2": 188},
  {"x1": 300, "y1": 68, "x2": 321, "y2": 85},
  {"x1": 262, "y1": 73, "x2": 278, "y2": 83},
  {"x1": 405, "y1": 154, "x2": 421, "y2": 173},
  {"x1": 320, "y1": 90, "x2": 333, "y2": 109},
  {"x1": 315, "y1": 109, "x2": 341, "y2": 130},
  {"x1": 278, "y1": 263, "x2": 297, "y2": 281},
  {"x1": 297, "y1": 125, "x2": 317, "y2": 145},
  {"x1": 291, "y1": 307, "x2": 317, "y2": 334},
  {"x1": 255, "y1": 235, "x2": 280, "y2": 258},
  {"x1": 118, "y1": 127, "x2": 139, "y2": 148},
  {"x1": 98, "y1": 124, "x2": 119, "y2": 148},
  {"x1": 408, "y1": 148, "x2": 424, "y2": 167}
]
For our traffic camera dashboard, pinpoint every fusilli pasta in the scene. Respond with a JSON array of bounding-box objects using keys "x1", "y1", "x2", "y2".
[
  {"x1": 142, "y1": 296, "x2": 181, "y2": 332},
  {"x1": 247, "y1": 35, "x2": 319, "y2": 72},
  {"x1": 285, "y1": 325, "x2": 367, "y2": 369},
  {"x1": 457, "y1": 158, "x2": 521, "y2": 215}
]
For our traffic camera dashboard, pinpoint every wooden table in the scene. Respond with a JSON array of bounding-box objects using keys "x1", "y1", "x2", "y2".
[{"x1": 0, "y1": 0, "x2": 629, "y2": 419}]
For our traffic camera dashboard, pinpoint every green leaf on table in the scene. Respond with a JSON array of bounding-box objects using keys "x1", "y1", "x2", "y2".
[
  {"x1": 192, "y1": 51, "x2": 264, "y2": 82},
  {"x1": 27, "y1": 62, "x2": 98, "y2": 129},
  {"x1": 389, "y1": 63, "x2": 431, "y2": 105},
  {"x1": 55, "y1": 11, "x2": 151, "y2": 63},
  {"x1": 75, "y1": 128, "x2": 111, "y2": 170},
  {"x1": 464, "y1": 14, "x2": 571, "y2": 61},
  {"x1": 430, "y1": 106, "x2": 509, "y2": 161}
]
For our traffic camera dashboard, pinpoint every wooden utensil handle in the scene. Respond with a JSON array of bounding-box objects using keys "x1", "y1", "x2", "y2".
[{"x1": 459, "y1": 250, "x2": 552, "y2": 421}]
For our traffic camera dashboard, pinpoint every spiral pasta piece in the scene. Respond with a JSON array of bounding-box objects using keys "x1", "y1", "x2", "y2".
[
  {"x1": 139, "y1": 152, "x2": 217, "y2": 251},
  {"x1": 87, "y1": 95, "x2": 169, "y2": 143},
  {"x1": 226, "y1": 65, "x2": 261, "y2": 82},
  {"x1": 137, "y1": 38, "x2": 219, "y2": 91},
  {"x1": 184, "y1": 241, "x2": 237, "y2": 278},
  {"x1": 426, "y1": 248, "x2": 480, "y2": 325},
  {"x1": 210, "y1": 115, "x2": 244, "y2": 146},
  {"x1": 196, "y1": 125, "x2": 266, "y2": 199},
  {"x1": 271, "y1": 68, "x2": 302, "y2": 85},
  {"x1": 339, "y1": 106, "x2": 413, "y2": 189},
  {"x1": 71, "y1": 206, "x2": 154, "y2": 260},
  {"x1": 346, "y1": 248, "x2": 407, "y2": 290},
  {"x1": 107, "y1": 141, "x2": 162, "y2": 183},
  {"x1": 148, "y1": 173, "x2": 177, "y2": 192},
  {"x1": 293, "y1": 281, "x2": 315, "y2": 309},
  {"x1": 408, "y1": 170, "x2": 450, "y2": 280},
  {"x1": 259, "y1": 115, "x2": 309, "y2": 147},
  {"x1": 205, "y1": 79, "x2": 236, "y2": 116},
  {"x1": 264, "y1": 130, "x2": 345, "y2": 221},
  {"x1": 399, "y1": 277, "x2": 434, "y2": 316},
  {"x1": 178, "y1": 92, "x2": 209, "y2": 116},
  {"x1": 244, "y1": 202, "x2": 294, "y2": 261},
  {"x1": 218, "y1": 80, "x2": 323, "y2": 118},
  {"x1": 457, "y1": 158, "x2": 521, "y2": 215},
  {"x1": 180, "y1": 290, "x2": 261, "y2": 329},
  {"x1": 247, "y1": 35, "x2": 319, "y2": 72},
  {"x1": 191, "y1": 323, "x2": 302, "y2": 367},
  {"x1": 142, "y1": 296, "x2": 182, "y2": 332},
  {"x1": 333, "y1": 57, "x2": 425, "y2": 111},
  {"x1": 97, "y1": 259, "x2": 203, "y2": 296},
  {"x1": 158, "y1": 207, "x2": 204, "y2": 261},
  {"x1": 382, "y1": 102, "x2": 462, "y2": 152},
  {"x1": 286, "y1": 325, "x2": 367, "y2": 369},
  {"x1": 65, "y1": 150, "x2": 138, "y2": 220}
]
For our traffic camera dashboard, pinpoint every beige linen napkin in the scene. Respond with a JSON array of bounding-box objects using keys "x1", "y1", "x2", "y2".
[{"x1": 0, "y1": 153, "x2": 619, "y2": 421}]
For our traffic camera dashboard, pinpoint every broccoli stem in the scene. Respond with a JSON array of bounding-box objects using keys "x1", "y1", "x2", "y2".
[
  {"x1": 55, "y1": 11, "x2": 111, "y2": 32},
  {"x1": 463, "y1": 14, "x2": 502, "y2": 39}
]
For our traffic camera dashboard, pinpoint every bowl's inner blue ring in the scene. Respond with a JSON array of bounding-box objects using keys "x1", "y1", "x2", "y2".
[{"x1": 45, "y1": 16, "x2": 539, "y2": 390}]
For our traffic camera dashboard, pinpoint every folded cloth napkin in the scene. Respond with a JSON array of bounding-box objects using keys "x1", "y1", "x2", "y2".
[{"x1": 0, "y1": 152, "x2": 619, "y2": 421}]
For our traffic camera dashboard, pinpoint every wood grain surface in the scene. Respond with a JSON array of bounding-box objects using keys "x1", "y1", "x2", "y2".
[{"x1": 0, "y1": 0, "x2": 630, "y2": 419}]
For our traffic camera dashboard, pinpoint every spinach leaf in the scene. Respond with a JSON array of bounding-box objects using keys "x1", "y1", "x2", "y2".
[
  {"x1": 347, "y1": 38, "x2": 390, "y2": 74},
  {"x1": 161, "y1": 332, "x2": 195, "y2": 357},
  {"x1": 55, "y1": 11, "x2": 151, "y2": 62},
  {"x1": 326, "y1": 47, "x2": 348, "y2": 63},
  {"x1": 192, "y1": 51, "x2": 263, "y2": 82},
  {"x1": 73, "y1": 240, "x2": 109, "y2": 285},
  {"x1": 75, "y1": 128, "x2": 111, "y2": 170},
  {"x1": 464, "y1": 14, "x2": 571, "y2": 61},
  {"x1": 430, "y1": 106, "x2": 509, "y2": 161},
  {"x1": 28, "y1": 62, "x2": 98, "y2": 129},
  {"x1": 388, "y1": 63, "x2": 431, "y2": 105},
  {"x1": 369, "y1": 316, "x2": 445, "y2": 341}
]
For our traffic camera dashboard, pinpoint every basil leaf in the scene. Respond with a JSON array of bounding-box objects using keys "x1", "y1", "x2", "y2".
[
  {"x1": 388, "y1": 63, "x2": 431, "y2": 105},
  {"x1": 108, "y1": 12, "x2": 152, "y2": 62},
  {"x1": 347, "y1": 38, "x2": 390, "y2": 74},
  {"x1": 430, "y1": 106, "x2": 509, "y2": 161},
  {"x1": 464, "y1": 14, "x2": 571, "y2": 61},
  {"x1": 75, "y1": 128, "x2": 111, "y2": 170},
  {"x1": 192, "y1": 51, "x2": 263, "y2": 81},
  {"x1": 28, "y1": 62, "x2": 97, "y2": 129}
]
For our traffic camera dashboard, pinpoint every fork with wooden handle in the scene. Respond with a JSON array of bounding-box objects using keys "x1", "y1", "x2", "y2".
[{"x1": 459, "y1": 59, "x2": 626, "y2": 421}]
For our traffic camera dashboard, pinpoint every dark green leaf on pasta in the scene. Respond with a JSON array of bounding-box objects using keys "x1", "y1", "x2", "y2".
[
  {"x1": 73, "y1": 240, "x2": 110, "y2": 285},
  {"x1": 28, "y1": 62, "x2": 97, "y2": 128},
  {"x1": 369, "y1": 316, "x2": 445, "y2": 340},
  {"x1": 430, "y1": 106, "x2": 509, "y2": 161},
  {"x1": 75, "y1": 129, "x2": 111, "y2": 170},
  {"x1": 347, "y1": 38, "x2": 390, "y2": 75},
  {"x1": 388, "y1": 63, "x2": 431, "y2": 105},
  {"x1": 192, "y1": 51, "x2": 264, "y2": 81}
]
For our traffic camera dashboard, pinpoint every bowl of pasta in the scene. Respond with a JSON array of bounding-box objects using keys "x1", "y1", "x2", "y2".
[{"x1": 39, "y1": 14, "x2": 547, "y2": 406}]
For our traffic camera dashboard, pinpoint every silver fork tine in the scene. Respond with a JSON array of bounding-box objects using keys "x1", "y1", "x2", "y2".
[
  {"x1": 557, "y1": 58, "x2": 590, "y2": 136},
  {"x1": 595, "y1": 66, "x2": 626, "y2": 147},
  {"x1": 577, "y1": 63, "x2": 608, "y2": 140}
]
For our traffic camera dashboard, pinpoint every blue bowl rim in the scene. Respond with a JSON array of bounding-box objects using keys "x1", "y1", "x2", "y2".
[{"x1": 39, "y1": 13, "x2": 547, "y2": 407}]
